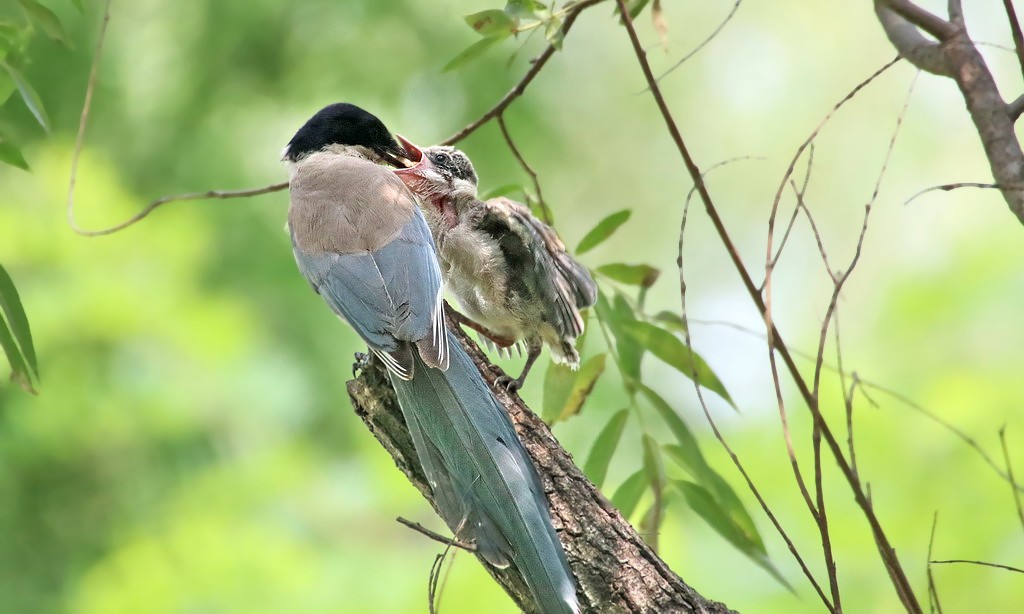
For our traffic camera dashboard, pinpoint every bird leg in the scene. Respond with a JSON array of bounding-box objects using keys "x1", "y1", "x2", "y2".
[
  {"x1": 352, "y1": 351, "x2": 371, "y2": 377},
  {"x1": 495, "y1": 340, "x2": 542, "y2": 394},
  {"x1": 443, "y1": 301, "x2": 516, "y2": 348}
]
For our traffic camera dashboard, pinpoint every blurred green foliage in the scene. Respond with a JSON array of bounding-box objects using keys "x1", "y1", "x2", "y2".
[{"x1": 2, "y1": 1, "x2": 1024, "y2": 613}]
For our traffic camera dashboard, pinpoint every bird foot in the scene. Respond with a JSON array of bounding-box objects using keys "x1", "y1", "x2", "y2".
[
  {"x1": 352, "y1": 351, "x2": 371, "y2": 377},
  {"x1": 494, "y1": 374, "x2": 525, "y2": 394}
]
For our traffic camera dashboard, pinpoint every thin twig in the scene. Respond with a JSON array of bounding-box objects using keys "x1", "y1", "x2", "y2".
[
  {"x1": 904, "y1": 181, "x2": 1024, "y2": 205},
  {"x1": 67, "y1": 0, "x2": 113, "y2": 235},
  {"x1": 678, "y1": 156, "x2": 829, "y2": 608},
  {"x1": 65, "y1": 0, "x2": 289, "y2": 237},
  {"x1": 1001, "y1": 0, "x2": 1024, "y2": 81},
  {"x1": 685, "y1": 317, "x2": 1024, "y2": 494},
  {"x1": 644, "y1": 0, "x2": 743, "y2": 91},
  {"x1": 440, "y1": 0, "x2": 607, "y2": 146},
  {"x1": 496, "y1": 114, "x2": 553, "y2": 224},
  {"x1": 72, "y1": 183, "x2": 289, "y2": 237},
  {"x1": 614, "y1": 6, "x2": 920, "y2": 602},
  {"x1": 999, "y1": 428, "x2": 1024, "y2": 535},
  {"x1": 926, "y1": 512, "x2": 943, "y2": 614},
  {"x1": 763, "y1": 56, "x2": 901, "y2": 291},
  {"x1": 930, "y1": 560, "x2": 1024, "y2": 574},
  {"x1": 396, "y1": 517, "x2": 477, "y2": 552}
]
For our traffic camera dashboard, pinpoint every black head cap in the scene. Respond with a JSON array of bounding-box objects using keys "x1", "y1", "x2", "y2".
[{"x1": 284, "y1": 103, "x2": 407, "y2": 166}]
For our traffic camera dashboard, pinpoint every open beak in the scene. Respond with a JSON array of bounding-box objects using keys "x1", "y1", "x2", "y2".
[
  {"x1": 393, "y1": 134, "x2": 433, "y2": 176},
  {"x1": 377, "y1": 139, "x2": 412, "y2": 168}
]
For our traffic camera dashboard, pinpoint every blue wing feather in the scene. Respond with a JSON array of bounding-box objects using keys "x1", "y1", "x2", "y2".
[{"x1": 292, "y1": 209, "x2": 447, "y2": 376}]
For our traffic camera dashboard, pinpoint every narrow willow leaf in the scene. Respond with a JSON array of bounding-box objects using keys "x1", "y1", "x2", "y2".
[
  {"x1": 0, "y1": 316, "x2": 36, "y2": 393},
  {"x1": 556, "y1": 353, "x2": 606, "y2": 422},
  {"x1": 542, "y1": 360, "x2": 575, "y2": 424},
  {"x1": 611, "y1": 470, "x2": 647, "y2": 519},
  {"x1": 1, "y1": 62, "x2": 50, "y2": 132},
  {"x1": 19, "y1": 0, "x2": 72, "y2": 47},
  {"x1": 637, "y1": 384, "x2": 699, "y2": 453},
  {"x1": 442, "y1": 37, "x2": 502, "y2": 72},
  {"x1": 69, "y1": 0, "x2": 84, "y2": 12},
  {"x1": 576, "y1": 209, "x2": 630, "y2": 255},
  {"x1": 641, "y1": 434, "x2": 666, "y2": 491},
  {"x1": 629, "y1": 0, "x2": 652, "y2": 19},
  {"x1": 0, "y1": 263, "x2": 37, "y2": 378},
  {"x1": 464, "y1": 10, "x2": 516, "y2": 37},
  {"x1": 505, "y1": 0, "x2": 544, "y2": 20},
  {"x1": 622, "y1": 320, "x2": 735, "y2": 408},
  {"x1": 0, "y1": 141, "x2": 29, "y2": 170},
  {"x1": 594, "y1": 290, "x2": 642, "y2": 388},
  {"x1": 583, "y1": 409, "x2": 630, "y2": 487},
  {"x1": 597, "y1": 263, "x2": 660, "y2": 288},
  {"x1": 480, "y1": 183, "x2": 522, "y2": 200},
  {"x1": 673, "y1": 480, "x2": 789, "y2": 589}
]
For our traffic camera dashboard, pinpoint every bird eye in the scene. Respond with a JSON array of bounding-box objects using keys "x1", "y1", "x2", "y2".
[{"x1": 430, "y1": 152, "x2": 449, "y2": 166}]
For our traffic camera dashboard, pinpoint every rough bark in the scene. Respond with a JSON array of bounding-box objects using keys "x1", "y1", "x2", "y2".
[{"x1": 346, "y1": 326, "x2": 734, "y2": 614}]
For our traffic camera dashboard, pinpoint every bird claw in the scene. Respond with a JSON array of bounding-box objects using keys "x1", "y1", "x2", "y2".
[
  {"x1": 353, "y1": 351, "x2": 370, "y2": 377},
  {"x1": 494, "y1": 374, "x2": 524, "y2": 394}
]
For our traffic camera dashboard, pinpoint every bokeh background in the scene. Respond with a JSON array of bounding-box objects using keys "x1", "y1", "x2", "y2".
[{"x1": 2, "y1": 0, "x2": 1023, "y2": 612}]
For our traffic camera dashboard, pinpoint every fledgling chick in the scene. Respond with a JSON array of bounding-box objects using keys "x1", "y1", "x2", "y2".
[{"x1": 394, "y1": 137, "x2": 597, "y2": 392}]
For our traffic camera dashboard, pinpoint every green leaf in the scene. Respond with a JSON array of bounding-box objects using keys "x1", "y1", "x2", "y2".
[
  {"x1": 653, "y1": 310, "x2": 687, "y2": 333},
  {"x1": 0, "y1": 315, "x2": 36, "y2": 394},
  {"x1": 505, "y1": 0, "x2": 544, "y2": 20},
  {"x1": 69, "y1": 0, "x2": 84, "y2": 12},
  {"x1": 480, "y1": 183, "x2": 523, "y2": 200},
  {"x1": 544, "y1": 14, "x2": 564, "y2": 50},
  {"x1": 637, "y1": 384, "x2": 699, "y2": 454},
  {"x1": 442, "y1": 37, "x2": 503, "y2": 72},
  {"x1": 0, "y1": 141, "x2": 29, "y2": 170},
  {"x1": 621, "y1": 321, "x2": 735, "y2": 408},
  {"x1": 583, "y1": 409, "x2": 630, "y2": 488},
  {"x1": 611, "y1": 470, "x2": 647, "y2": 519},
  {"x1": 594, "y1": 290, "x2": 643, "y2": 388},
  {"x1": 576, "y1": 209, "x2": 630, "y2": 255},
  {"x1": 19, "y1": 0, "x2": 72, "y2": 47},
  {"x1": 0, "y1": 263, "x2": 37, "y2": 380},
  {"x1": 597, "y1": 263, "x2": 660, "y2": 288},
  {"x1": 641, "y1": 434, "x2": 666, "y2": 492},
  {"x1": 673, "y1": 480, "x2": 789, "y2": 589},
  {"x1": 542, "y1": 360, "x2": 576, "y2": 423},
  {"x1": 627, "y1": 0, "x2": 653, "y2": 19},
  {"x1": 556, "y1": 353, "x2": 606, "y2": 422},
  {"x1": 465, "y1": 10, "x2": 516, "y2": 37},
  {"x1": 0, "y1": 69, "x2": 15, "y2": 104},
  {"x1": 1, "y1": 62, "x2": 50, "y2": 132}
]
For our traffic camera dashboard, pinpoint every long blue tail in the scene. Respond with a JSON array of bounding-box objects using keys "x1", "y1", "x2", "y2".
[{"x1": 390, "y1": 330, "x2": 579, "y2": 614}]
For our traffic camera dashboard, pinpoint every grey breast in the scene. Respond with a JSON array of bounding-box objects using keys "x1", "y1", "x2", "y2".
[{"x1": 288, "y1": 153, "x2": 417, "y2": 255}]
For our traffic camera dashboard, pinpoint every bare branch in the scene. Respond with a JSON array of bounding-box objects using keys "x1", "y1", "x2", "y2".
[
  {"x1": 1009, "y1": 93, "x2": 1024, "y2": 120},
  {"x1": 440, "y1": 0, "x2": 607, "y2": 146},
  {"x1": 879, "y1": 0, "x2": 957, "y2": 41},
  {"x1": 874, "y1": 2, "x2": 953, "y2": 76}
]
